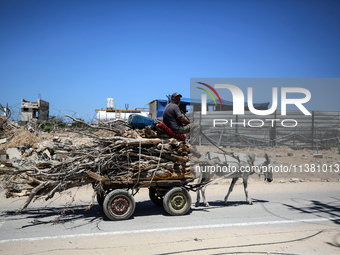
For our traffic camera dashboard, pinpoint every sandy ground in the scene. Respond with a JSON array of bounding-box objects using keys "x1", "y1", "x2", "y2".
[{"x1": 196, "y1": 145, "x2": 340, "y2": 182}]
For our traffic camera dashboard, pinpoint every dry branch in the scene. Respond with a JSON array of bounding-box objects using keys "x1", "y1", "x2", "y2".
[{"x1": 66, "y1": 114, "x2": 122, "y2": 135}]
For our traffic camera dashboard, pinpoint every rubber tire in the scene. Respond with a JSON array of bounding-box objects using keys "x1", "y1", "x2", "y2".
[
  {"x1": 163, "y1": 187, "x2": 191, "y2": 216},
  {"x1": 103, "y1": 189, "x2": 135, "y2": 221},
  {"x1": 149, "y1": 187, "x2": 163, "y2": 206}
]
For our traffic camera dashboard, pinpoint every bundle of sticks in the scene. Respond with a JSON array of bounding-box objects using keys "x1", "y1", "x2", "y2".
[{"x1": 0, "y1": 116, "x2": 192, "y2": 213}]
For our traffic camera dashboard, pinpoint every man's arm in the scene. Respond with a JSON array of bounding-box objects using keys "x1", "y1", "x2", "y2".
[{"x1": 178, "y1": 115, "x2": 192, "y2": 125}]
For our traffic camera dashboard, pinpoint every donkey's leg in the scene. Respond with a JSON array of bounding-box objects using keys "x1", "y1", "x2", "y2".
[
  {"x1": 195, "y1": 174, "x2": 203, "y2": 207},
  {"x1": 201, "y1": 185, "x2": 210, "y2": 207},
  {"x1": 224, "y1": 178, "x2": 238, "y2": 206},
  {"x1": 243, "y1": 176, "x2": 253, "y2": 205},
  {"x1": 195, "y1": 188, "x2": 201, "y2": 207}
]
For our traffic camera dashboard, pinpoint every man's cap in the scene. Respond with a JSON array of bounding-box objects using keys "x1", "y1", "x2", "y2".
[{"x1": 171, "y1": 92, "x2": 182, "y2": 98}]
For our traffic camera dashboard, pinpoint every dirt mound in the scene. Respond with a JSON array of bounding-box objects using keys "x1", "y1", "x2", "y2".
[{"x1": 2, "y1": 129, "x2": 42, "y2": 149}]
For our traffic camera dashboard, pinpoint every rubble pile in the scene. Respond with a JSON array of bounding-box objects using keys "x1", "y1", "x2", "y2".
[
  {"x1": 0, "y1": 118, "x2": 192, "y2": 212},
  {"x1": 0, "y1": 116, "x2": 17, "y2": 144}
]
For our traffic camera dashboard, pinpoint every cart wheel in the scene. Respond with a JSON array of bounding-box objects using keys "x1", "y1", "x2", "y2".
[
  {"x1": 149, "y1": 187, "x2": 163, "y2": 206},
  {"x1": 163, "y1": 187, "x2": 191, "y2": 216},
  {"x1": 96, "y1": 191, "x2": 106, "y2": 207},
  {"x1": 103, "y1": 189, "x2": 135, "y2": 221}
]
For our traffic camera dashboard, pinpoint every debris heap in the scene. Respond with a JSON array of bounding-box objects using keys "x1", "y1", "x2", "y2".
[{"x1": 0, "y1": 115, "x2": 17, "y2": 143}]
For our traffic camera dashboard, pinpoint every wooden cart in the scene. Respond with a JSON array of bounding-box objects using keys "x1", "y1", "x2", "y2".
[{"x1": 94, "y1": 172, "x2": 195, "y2": 221}]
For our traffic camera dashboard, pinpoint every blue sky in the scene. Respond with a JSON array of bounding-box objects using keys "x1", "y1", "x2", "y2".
[{"x1": 1, "y1": 0, "x2": 339, "y2": 122}]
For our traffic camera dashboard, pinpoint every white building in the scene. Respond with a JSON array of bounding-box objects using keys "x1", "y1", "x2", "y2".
[
  {"x1": 95, "y1": 109, "x2": 149, "y2": 121},
  {"x1": 95, "y1": 98, "x2": 149, "y2": 122}
]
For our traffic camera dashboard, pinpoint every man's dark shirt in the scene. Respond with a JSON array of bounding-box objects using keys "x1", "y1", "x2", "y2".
[{"x1": 163, "y1": 103, "x2": 183, "y2": 132}]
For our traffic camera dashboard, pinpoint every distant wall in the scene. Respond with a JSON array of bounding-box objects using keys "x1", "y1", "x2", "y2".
[
  {"x1": 193, "y1": 111, "x2": 340, "y2": 149},
  {"x1": 38, "y1": 99, "x2": 49, "y2": 121}
]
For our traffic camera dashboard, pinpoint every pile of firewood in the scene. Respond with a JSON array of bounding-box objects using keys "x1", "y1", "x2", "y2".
[{"x1": 0, "y1": 116, "x2": 192, "y2": 212}]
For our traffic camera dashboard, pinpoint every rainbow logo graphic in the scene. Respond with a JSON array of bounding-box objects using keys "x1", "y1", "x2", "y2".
[{"x1": 196, "y1": 82, "x2": 223, "y2": 106}]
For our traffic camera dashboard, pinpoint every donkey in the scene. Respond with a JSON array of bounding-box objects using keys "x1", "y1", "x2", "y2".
[{"x1": 194, "y1": 151, "x2": 272, "y2": 207}]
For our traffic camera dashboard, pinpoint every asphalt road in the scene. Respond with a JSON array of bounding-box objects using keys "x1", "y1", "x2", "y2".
[{"x1": 0, "y1": 182, "x2": 339, "y2": 255}]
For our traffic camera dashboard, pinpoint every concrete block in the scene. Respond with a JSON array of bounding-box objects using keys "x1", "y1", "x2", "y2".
[
  {"x1": 0, "y1": 154, "x2": 7, "y2": 162},
  {"x1": 6, "y1": 148, "x2": 22, "y2": 160},
  {"x1": 64, "y1": 139, "x2": 73, "y2": 145},
  {"x1": 42, "y1": 141, "x2": 54, "y2": 150},
  {"x1": 42, "y1": 149, "x2": 52, "y2": 160}
]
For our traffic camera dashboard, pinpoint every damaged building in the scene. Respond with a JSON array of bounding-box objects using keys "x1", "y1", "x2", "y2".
[{"x1": 21, "y1": 99, "x2": 49, "y2": 122}]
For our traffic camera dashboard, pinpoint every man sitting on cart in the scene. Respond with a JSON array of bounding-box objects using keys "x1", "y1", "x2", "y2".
[
  {"x1": 163, "y1": 92, "x2": 193, "y2": 134},
  {"x1": 162, "y1": 93, "x2": 200, "y2": 145}
]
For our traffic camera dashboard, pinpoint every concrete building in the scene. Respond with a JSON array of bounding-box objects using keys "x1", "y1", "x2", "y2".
[{"x1": 21, "y1": 99, "x2": 49, "y2": 122}]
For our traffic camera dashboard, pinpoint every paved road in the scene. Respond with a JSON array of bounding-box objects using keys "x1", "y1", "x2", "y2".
[{"x1": 0, "y1": 182, "x2": 339, "y2": 254}]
